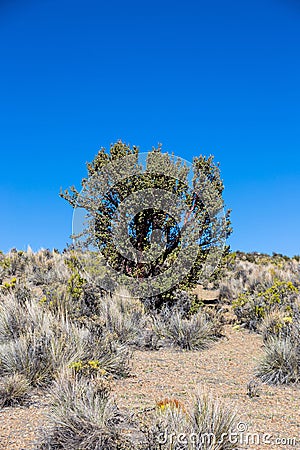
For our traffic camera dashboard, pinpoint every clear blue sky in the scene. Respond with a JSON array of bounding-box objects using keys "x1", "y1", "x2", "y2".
[{"x1": 0, "y1": 0, "x2": 299, "y2": 256}]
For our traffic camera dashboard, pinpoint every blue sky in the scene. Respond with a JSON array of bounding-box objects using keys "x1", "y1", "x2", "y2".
[{"x1": 0, "y1": 0, "x2": 299, "y2": 256}]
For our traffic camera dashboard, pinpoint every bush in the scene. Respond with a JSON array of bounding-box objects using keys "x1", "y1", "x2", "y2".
[
  {"x1": 233, "y1": 280, "x2": 299, "y2": 331},
  {"x1": 218, "y1": 252, "x2": 300, "y2": 305},
  {"x1": 259, "y1": 311, "x2": 293, "y2": 343}
]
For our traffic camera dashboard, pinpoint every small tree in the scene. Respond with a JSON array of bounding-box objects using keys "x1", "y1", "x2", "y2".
[{"x1": 61, "y1": 141, "x2": 231, "y2": 305}]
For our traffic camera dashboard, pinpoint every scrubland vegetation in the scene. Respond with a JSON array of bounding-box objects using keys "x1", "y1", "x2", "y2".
[
  {"x1": 220, "y1": 251, "x2": 300, "y2": 385},
  {"x1": 0, "y1": 248, "x2": 299, "y2": 448}
]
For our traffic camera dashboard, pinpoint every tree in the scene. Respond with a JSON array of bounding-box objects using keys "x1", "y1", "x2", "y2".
[{"x1": 60, "y1": 140, "x2": 231, "y2": 304}]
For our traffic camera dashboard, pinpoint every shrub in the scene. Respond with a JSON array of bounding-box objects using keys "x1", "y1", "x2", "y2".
[
  {"x1": 25, "y1": 249, "x2": 70, "y2": 286},
  {"x1": 259, "y1": 311, "x2": 293, "y2": 343},
  {"x1": 67, "y1": 271, "x2": 86, "y2": 301},
  {"x1": 0, "y1": 277, "x2": 17, "y2": 291},
  {"x1": 219, "y1": 252, "x2": 300, "y2": 306},
  {"x1": 233, "y1": 279, "x2": 299, "y2": 331}
]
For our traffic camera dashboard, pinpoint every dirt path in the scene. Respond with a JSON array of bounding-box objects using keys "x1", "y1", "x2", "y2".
[{"x1": 1, "y1": 326, "x2": 299, "y2": 449}]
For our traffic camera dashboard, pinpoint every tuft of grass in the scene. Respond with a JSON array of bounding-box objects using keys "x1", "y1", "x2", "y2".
[
  {"x1": 96, "y1": 289, "x2": 148, "y2": 346},
  {"x1": 141, "y1": 387, "x2": 237, "y2": 449},
  {"x1": 191, "y1": 387, "x2": 237, "y2": 449},
  {"x1": 0, "y1": 309, "x2": 131, "y2": 386},
  {"x1": 0, "y1": 293, "x2": 35, "y2": 343},
  {"x1": 37, "y1": 372, "x2": 130, "y2": 450},
  {"x1": 0, "y1": 324, "x2": 81, "y2": 386},
  {"x1": 153, "y1": 310, "x2": 218, "y2": 350},
  {"x1": 0, "y1": 373, "x2": 31, "y2": 407},
  {"x1": 256, "y1": 337, "x2": 300, "y2": 385}
]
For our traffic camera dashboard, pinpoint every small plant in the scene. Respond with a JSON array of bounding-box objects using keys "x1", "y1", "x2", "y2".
[
  {"x1": 156, "y1": 397, "x2": 187, "y2": 413},
  {"x1": 37, "y1": 372, "x2": 129, "y2": 450},
  {"x1": 259, "y1": 311, "x2": 293, "y2": 343},
  {"x1": 153, "y1": 310, "x2": 218, "y2": 350},
  {"x1": 69, "y1": 359, "x2": 108, "y2": 377},
  {"x1": 246, "y1": 379, "x2": 261, "y2": 398},
  {"x1": 256, "y1": 337, "x2": 300, "y2": 385},
  {"x1": 96, "y1": 289, "x2": 148, "y2": 346},
  {"x1": 141, "y1": 387, "x2": 237, "y2": 449},
  {"x1": 191, "y1": 388, "x2": 237, "y2": 449},
  {"x1": 0, "y1": 373, "x2": 31, "y2": 407},
  {"x1": 1, "y1": 277, "x2": 17, "y2": 291},
  {"x1": 141, "y1": 397, "x2": 190, "y2": 449},
  {"x1": 67, "y1": 271, "x2": 86, "y2": 301}
]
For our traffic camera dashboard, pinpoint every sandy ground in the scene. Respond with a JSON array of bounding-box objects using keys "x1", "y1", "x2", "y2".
[{"x1": 1, "y1": 326, "x2": 299, "y2": 449}]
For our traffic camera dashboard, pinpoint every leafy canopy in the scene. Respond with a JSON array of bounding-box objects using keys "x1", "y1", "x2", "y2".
[{"x1": 61, "y1": 141, "x2": 231, "y2": 303}]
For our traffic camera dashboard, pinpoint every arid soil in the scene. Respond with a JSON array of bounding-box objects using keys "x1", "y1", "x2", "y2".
[{"x1": 1, "y1": 326, "x2": 300, "y2": 450}]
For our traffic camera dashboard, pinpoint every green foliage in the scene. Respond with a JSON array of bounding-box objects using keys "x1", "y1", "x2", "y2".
[
  {"x1": 61, "y1": 140, "x2": 231, "y2": 306},
  {"x1": 188, "y1": 296, "x2": 205, "y2": 315},
  {"x1": 1, "y1": 277, "x2": 17, "y2": 291},
  {"x1": 67, "y1": 271, "x2": 86, "y2": 301},
  {"x1": 259, "y1": 311, "x2": 293, "y2": 343},
  {"x1": 258, "y1": 279, "x2": 298, "y2": 304},
  {"x1": 0, "y1": 257, "x2": 11, "y2": 270},
  {"x1": 233, "y1": 279, "x2": 299, "y2": 330},
  {"x1": 69, "y1": 359, "x2": 108, "y2": 377},
  {"x1": 65, "y1": 252, "x2": 87, "y2": 301}
]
